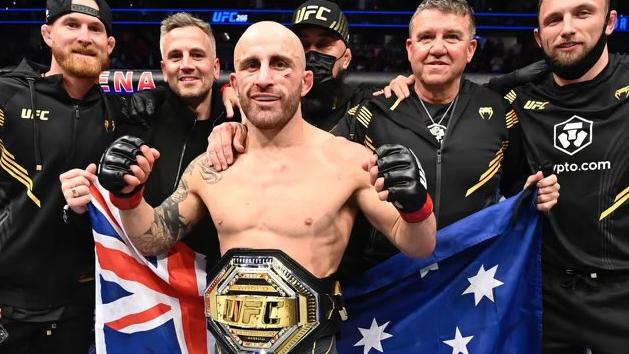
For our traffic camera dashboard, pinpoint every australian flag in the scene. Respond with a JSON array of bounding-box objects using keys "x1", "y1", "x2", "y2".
[
  {"x1": 88, "y1": 183, "x2": 213, "y2": 354},
  {"x1": 88, "y1": 180, "x2": 540, "y2": 354},
  {"x1": 338, "y1": 190, "x2": 542, "y2": 354}
]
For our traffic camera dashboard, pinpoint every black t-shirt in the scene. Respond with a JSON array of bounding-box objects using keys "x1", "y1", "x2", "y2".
[{"x1": 508, "y1": 53, "x2": 629, "y2": 271}]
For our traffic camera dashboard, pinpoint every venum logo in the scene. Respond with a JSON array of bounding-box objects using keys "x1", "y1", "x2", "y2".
[
  {"x1": 554, "y1": 115, "x2": 593, "y2": 156},
  {"x1": 615, "y1": 85, "x2": 629, "y2": 100},
  {"x1": 478, "y1": 107, "x2": 493, "y2": 120}
]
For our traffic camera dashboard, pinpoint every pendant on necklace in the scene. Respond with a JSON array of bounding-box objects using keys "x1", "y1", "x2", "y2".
[{"x1": 428, "y1": 123, "x2": 447, "y2": 142}]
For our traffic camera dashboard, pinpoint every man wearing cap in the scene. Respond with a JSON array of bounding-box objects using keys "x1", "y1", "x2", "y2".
[
  {"x1": 217, "y1": 0, "x2": 373, "y2": 135},
  {"x1": 205, "y1": 0, "x2": 560, "y2": 277},
  {"x1": 0, "y1": 0, "x2": 120, "y2": 352}
]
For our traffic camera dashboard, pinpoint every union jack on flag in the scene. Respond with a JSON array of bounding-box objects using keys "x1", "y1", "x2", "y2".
[{"x1": 88, "y1": 182, "x2": 214, "y2": 354}]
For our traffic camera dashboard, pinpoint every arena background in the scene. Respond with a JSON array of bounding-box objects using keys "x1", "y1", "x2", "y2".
[{"x1": 1, "y1": 0, "x2": 628, "y2": 86}]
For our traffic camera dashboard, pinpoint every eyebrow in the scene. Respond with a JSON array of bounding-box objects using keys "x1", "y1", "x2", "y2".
[
  {"x1": 542, "y1": 3, "x2": 596, "y2": 22},
  {"x1": 60, "y1": 14, "x2": 105, "y2": 29},
  {"x1": 237, "y1": 53, "x2": 295, "y2": 69},
  {"x1": 415, "y1": 29, "x2": 465, "y2": 37}
]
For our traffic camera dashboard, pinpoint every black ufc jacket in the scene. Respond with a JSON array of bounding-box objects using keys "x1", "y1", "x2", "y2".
[
  {"x1": 0, "y1": 59, "x2": 122, "y2": 308},
  {"x1": 333, "y1": 80, "x2": 519, "y2": 272},
  {"x1": 507, "y1": 53, "x2": 629, "y2": 272}
]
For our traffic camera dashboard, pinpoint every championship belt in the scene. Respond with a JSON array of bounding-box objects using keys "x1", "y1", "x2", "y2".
[{"x1": 205, "y1": 249, "x2": 344, "y2": 354}]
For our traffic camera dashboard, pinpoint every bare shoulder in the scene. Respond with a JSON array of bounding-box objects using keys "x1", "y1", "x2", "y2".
[{"x1": 325, "y1": 135, "x2": 372, "y2": 162}]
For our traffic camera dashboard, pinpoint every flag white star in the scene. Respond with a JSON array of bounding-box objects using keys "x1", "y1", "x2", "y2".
[
  {"x1": 420, "y1": 262, "x2": 439, "y2": 278},
  {"x1": 443, "y1": 327, "x2": 474, "y2": 354},
  {"x1": 462, "y1": 264, "x2": 504, "y2": 305},
  {"x1": 354, "y1": 318, "x2": 393, "y2": 354}
]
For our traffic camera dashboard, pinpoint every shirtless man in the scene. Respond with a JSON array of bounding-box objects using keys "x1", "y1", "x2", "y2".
[{"x1": 97, "y1": 21, "x2": 435, "y2": 353}]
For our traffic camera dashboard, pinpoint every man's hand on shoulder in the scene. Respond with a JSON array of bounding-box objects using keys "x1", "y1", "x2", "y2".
[
  {"x1": 206, "y1": 122, "x2": 248, "y2": 171},
  {"x1": 376, "y1": 74, "x2": 414, "y2": 100}
]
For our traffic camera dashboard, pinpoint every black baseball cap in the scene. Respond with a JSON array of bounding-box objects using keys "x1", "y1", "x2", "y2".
[
  {"x1": 291, "y1": 0, "x2": 349, "y2": 44},
  {"x1": 46, "y1": 0, "x2": 113, "y2": 35}
]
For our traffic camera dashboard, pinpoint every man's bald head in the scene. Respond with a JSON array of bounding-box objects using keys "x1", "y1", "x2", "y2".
[
  {"x1": 230, "y1": 21, "x2": 313, "y2": 131},
  {"x1": 234, "y1": 21, "x2": 306, "y2": 72}
]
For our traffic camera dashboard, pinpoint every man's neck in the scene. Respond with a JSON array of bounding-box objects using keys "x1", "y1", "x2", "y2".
[
  {"x1": 247, "y1": 113, "x2": 306, "y2": 150},
  {"x1": 553, "y1": 48, "x2": 610, "y2": 87},
  {"x1": 185, "y1": 90, "x2": 213, "y2": 121},
  {"x1": 46, "y1": 63, "x2": 96, "y2": 100},
  {"x1": 414, "y1": 78, "x2": 461, "y2": 104}
]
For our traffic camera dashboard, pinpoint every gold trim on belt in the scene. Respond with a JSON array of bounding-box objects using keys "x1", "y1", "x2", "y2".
[{"x1": 205, "y1": 249, "x2": 330, "y2": 354}]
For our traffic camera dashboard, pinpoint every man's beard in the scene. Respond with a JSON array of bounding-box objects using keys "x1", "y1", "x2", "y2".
[
  {"x1": 543, "y1": 25, "x2": 608, "y2": 80},
  {"x1": 173, "y1": 85, "x2": 212, "y2": 105},
  {"x1": 52, "y1": 44, "x2": 109, "y2": 79},
  {"x1": 241, "y1": 85, "x2": 301, "y2": 130}
]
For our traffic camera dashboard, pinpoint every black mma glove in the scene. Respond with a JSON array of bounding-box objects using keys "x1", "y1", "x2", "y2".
[
  {"x1": 376, "y1": 144, "x2": 433, "y2": 223},
  {"x1": 98, "y1": 135, "x2": 146, "y2": 209},
  {"x1": 486, "y1": 60, "x2": 549, "y2": 95},
  {"x1": 121, "y1": 86, "x2": 169, "y2": 127}
]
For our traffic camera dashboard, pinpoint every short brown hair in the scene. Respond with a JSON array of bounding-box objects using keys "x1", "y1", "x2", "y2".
[
  {"x1": 159, "y1": 12, "x2": 216, "y2": 57},
  {"x1": 409, "y1": 0, "x2": 476, "y2": 37}
]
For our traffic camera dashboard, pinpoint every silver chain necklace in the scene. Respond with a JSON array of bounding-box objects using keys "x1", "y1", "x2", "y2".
[{"x1": 418, "y1": 96, "x2": 458, "y2": 143}]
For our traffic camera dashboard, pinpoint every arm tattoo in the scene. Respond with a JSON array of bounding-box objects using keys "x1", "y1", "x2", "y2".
[
  {"x1": 199, "y1": 156, "x2": 222, "y2": 184},
  {"x1": 135, "y1": 157, "x2": 205, "y2": 254}
]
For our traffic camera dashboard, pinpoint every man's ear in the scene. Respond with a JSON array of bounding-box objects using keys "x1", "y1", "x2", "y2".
[
  {"x1": 301, "y1": 70, "x2": 313, "y2": 97},
  {"x1": 341, "y1": 48, "x2": 352, "y2": 70},
  {"x1": 229, "y1": 73, "x2": 238, "y2": 94},
  {"x1": 533, "y1": 28, "x2": 542, "y2": 48},
  {"x1": 213, "y1": 57, "x2": 220, "y2": 81},
  {"x1": 41, "y1": 24, "x2": 53, "y2": 48},
  {"x1": 466, "y1": 38, "x2": 478, "y2": 63},
  {"x1": 405, "y1": 38, "x2": 413, "y2": 62},
  {"x1": 605, "y1": 10, "x2": 617, "y2": 36},
  {"x1": 160, "y1": 60, "x2": 167, "y2": 83},
  {"x1": 107, "y1": 36, "x2": 116, "y2": 56}
]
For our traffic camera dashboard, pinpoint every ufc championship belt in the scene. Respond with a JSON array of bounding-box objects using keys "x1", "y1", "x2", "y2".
[{"x1": 205, "y1": 249, "x2": 345, "y2": 354}]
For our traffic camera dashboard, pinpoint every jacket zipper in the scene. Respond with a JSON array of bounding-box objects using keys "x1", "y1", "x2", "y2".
[
  {"x1": 67, "y1": 105, "x2": 80, "y2": 167},
  {"x1": 435, "y1": 148, "x2": 442, "y2": 222},
  {"x1": 172, "y1": 119, "x2": 198, "y2": 192}
]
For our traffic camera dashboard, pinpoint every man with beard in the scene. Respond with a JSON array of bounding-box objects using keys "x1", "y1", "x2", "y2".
[
  {"x1": 0, "y1": 0, "x2": 120, "y2": 352},
  {"x1": 216, "y1": 0, "x2": 368, "y2": 142},
  {"x1": 61, "y1": 12, "x2": 227, "y2": 273},
  {"x1": 96, "y1": 21, "x2": 436, "y2": 354},
  {"x1": 505, "y1": 0, "x2": 629, "y2": 352},
  {"x1": 206, "y1": 0, "x2": 560, "y2": 275}
]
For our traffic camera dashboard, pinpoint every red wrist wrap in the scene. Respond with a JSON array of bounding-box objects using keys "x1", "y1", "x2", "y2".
[
  {"x1": 400, "y1": 194, "x2": 433, "y2": 223},
  {"x1": 109, "y1": 186, "x2": 145, "y2": 210}
]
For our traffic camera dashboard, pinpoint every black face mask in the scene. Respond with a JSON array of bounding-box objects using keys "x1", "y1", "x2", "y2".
[
  {"x1": 302, "y1": 51, "x2": 344, "y2": 126},
  {"x1": 306, "y1": 50, "x2": 338, "y2": 86},
  {"x1": 543, "y1": 14, "x2": 609, "y2": 80}
]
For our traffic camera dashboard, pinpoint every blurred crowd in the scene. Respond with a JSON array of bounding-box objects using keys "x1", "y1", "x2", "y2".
[{"x1": 0, "y1": 1, "x2": 627, "y2": 73}]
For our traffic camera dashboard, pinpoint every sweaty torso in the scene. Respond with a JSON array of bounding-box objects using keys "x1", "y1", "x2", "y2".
[{"x1": 196, "y1": 132, "x2": 365, "y2": 278}]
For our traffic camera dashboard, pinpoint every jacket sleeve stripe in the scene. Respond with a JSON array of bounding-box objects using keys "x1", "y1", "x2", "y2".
[
  {"x1": 600, "y1": 185, "x2": 629, "y2": 220},
  {"x1": 0, "y1": 140, "x2": 41, "y2": 207},
  {"x1": 465, "y1": 143, "x2": 507, "y2": 197}
]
